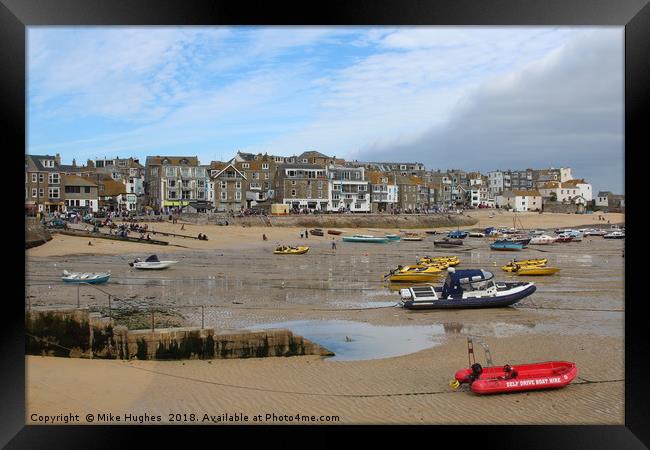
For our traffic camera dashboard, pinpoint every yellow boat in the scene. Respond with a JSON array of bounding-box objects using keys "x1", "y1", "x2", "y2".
[
  {"x1": 501, "y1": 258, "x2": 548, "y2": 272},
  {"x1": 274, "y1": 246, "x2": 309, "y2": 255},
  {"x1": 516, "y1": 267, "x2": 560, "y2": 276},
  {"x1": 387, "y1": 272, "x2": 440, "y2": 282},
  {"x1": 418, "y1": 256, "x2": 460, "y2": 266}
]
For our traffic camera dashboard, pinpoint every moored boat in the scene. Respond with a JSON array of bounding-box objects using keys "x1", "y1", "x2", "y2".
[
  {"x1": 274, "y1": 245, "x2": 310, "y2": 255},
  {"x1": 418, "y1": 255, "x2": 460, "y2": 267},
  {"x1": 385, "y1": 234, "x2": 401, "y2": 241},
  {"x1": 603, "y1": 231, "x2": 625, "y2": 239},
  {"x1": 501, "y1": 259, "x2": 548, "y2": 272},
  {"x1": 61, "y1": 270, "x2": 111, "y2": 284},
  {"x1": 130, "y1": 254, "x2": 179, "y2": 269},
  {"x1": 309, "y1": 228, "x2": 324, "y2": 236},
  {"x1": 469, "y1": 232, "x2": 485, "y2": 238},
  {"x1": 515, "y1": 266, "x2": 560, "y2": 276},
  {"x1": 327, "y1": 229, "x2": 343, "y2": 235},
  {"x1": 453, "y1": 361, "x2": 578, "y2": 395},
  {"x1": 490, "y1": 240, "x2": 525, "y2": 251},
  {"x1": 448, "y1": 230, "x2": 469, "y2": 239},
  {"x1": 529, "y1": 234, "x2": 557, "y2": 245},
  {"x1": 398, "y1": 268, "x2": 536, "y2": 309},
  {"x1": 434, "y1": 238, "x2": 463, "y2": 248},
  {"x1": 342, "y1": 235, "x2": 390, "y2": 243},
  {"x1": 401, "y1": 234, "x2": 425, "y2": 241}
]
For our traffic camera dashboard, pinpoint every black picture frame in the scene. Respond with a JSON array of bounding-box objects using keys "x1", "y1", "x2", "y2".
[{"x1": 2, "y1": 0, "x2": 645, "y2": 447}]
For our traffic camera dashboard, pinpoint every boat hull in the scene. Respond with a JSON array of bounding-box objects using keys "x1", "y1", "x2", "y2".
[
  {"x1": 402, "y1": 284, "x2": 536, "y2": 309},
  {"x1": 490, "y1": 243, "x2": 524, "y2": 251},
  {"x1": 274, "y1": 247, "x2": 309, "y2": 255},
  {"x1": 132, "y1": 261, "x2": 178, "y2": 269},
  {"x1": 62, "y1": 275, "x2": 111, "y2": 284},
  {"x1": 516, "y1": 267, "x2": 560, "y2": 276},
  {"x1": 342, "y1": 236, "x2": 389, "y2": 243},
  {"x1": 455, "y1": 361, "x2": 578, "y2": 395}
]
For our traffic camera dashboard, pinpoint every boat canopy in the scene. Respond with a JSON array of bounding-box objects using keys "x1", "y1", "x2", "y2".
[
  {"x1": 145, "y1": 254, "x2": 160, "y2": 262},
  {"x1": 442, "y1": 269, "x2": 494, "y2": 298}
]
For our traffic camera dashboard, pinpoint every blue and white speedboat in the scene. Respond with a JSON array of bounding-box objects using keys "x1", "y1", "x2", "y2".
[
  {"x1": 342, "y1": 235, "x2": 390, "y2": 243},
  {"x1": 399, "y1": 268, "x2": 536, "y2": 310},
  {"x1": 448, "y1": 230, "x2": 468, "y2": 239},
  {"x1": 61, "y1": 270, "x2": 111, "y2": 284}
]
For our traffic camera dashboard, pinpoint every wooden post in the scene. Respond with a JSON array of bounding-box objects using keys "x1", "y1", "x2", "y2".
[
  {"x1": 201, "y1": 305, "x2": 204, "y2": 329},
  {"x1": 151, "y1": 309, "x2": 155, "y2": 332},
  {"x1": 77, "y1": 284, "x2": 81, "y2": 308},
  {"x1": 108, "y1": 295, "x2": 112, "y2": 320}
]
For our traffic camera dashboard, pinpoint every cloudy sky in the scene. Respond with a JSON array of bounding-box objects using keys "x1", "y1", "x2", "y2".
[{"x1": 27, "y1": 26, "x2": 624, "y2": 193}]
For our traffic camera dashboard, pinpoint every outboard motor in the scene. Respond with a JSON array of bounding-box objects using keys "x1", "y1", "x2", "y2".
[{"x1": 468, "y1": 363, "x2": 483, "y2": 383}]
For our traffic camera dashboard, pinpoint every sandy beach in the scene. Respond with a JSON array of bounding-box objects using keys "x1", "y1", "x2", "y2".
[{"x1": 25, "y1": 209, "x2": 625, "y2": 424}]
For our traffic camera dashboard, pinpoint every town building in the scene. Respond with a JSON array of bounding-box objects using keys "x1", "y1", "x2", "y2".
[
  {"x1": 495, "y1": 190, "x2": 542, "y2": 212},
  {"x1": 326, "y1": 165, "x2": 370, "y2": 212},
  {"x1": 235, "y1": 156, "x2": 277, "y2": 209},
  {"x1": 25, "y1": 154, "x2": 64, "y2": 215},
  {"x1": 209, "y1": 162, "x2": 247, "y2": 212},
  {"x1": 274, "y1": 163, "x2": 329, "y2": 211},
  {"x1": 62, "y1": 174, "x2": 99, "y2": 212},
  {"x1": 144, "y1": 156, "x2": 208, "y2": 213},
  {"x1": 367, "y1": 171, "x2": 399, "y2": 213}
]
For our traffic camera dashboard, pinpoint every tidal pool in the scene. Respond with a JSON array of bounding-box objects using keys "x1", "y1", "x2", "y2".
[{"x1": 248, "y1": 319, "x2": 446, "y2": 361}]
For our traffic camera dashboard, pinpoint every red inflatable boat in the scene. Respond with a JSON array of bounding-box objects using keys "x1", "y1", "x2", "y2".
[{"x1": 454, "y1": 361, "x2": 578, "y2": 395}]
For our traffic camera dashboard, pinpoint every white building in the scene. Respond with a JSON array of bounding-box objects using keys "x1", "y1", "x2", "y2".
[
  {"x1": 327, "y1": 165, "x2": 370, "y2": 212},
  {"x1": 538, "y1": 179, "x2": 592, "y2": 205},
  {"x1": 496, "y1": 190, "x2": 542, "y2": 212}
]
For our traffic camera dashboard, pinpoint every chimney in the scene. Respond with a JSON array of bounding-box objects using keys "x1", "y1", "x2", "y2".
[
  {"x1": 72, "y1": 158, "x2": 76, "y2": 167},
  {"x1": 55, "y1": 153, "x2": 61, "y2": 165}
]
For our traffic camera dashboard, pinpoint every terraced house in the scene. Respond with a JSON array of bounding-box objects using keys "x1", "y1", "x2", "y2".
[
  {"x1": 25, "y1": 154, "x2": 63, "y2": 215},
  {"x1": 326, "y1": 165, "x2": 370, "y2": 212},
  {"x1": 144, "y1": 156, "x2": 208, "y2": 213},
  {"x1": 274, "y1": 163, "x2": 329, "y2": 211},
  {"x1": 62, "y1": 174, "x2": 99, "y2": 212},
  {"x1": 210, "y1": 162, "x2": 247, "y2": 212},
  {"x1": 235, "y1": 156, "x2": 276, "y2": 209},
  {"x1": 367, "y1": 171, "x2": 398, "y2": 213}
]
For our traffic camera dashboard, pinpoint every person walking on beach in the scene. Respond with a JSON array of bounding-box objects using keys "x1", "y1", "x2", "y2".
[
  {"x1": 305, "y1": 229, "x2": 309, "y2": 239},
  {"x1": 331, "y1": 239, "x2": 336, "y2": 250},
  {"x1": 262, "y1": 234, "x2": 268, "y2": 241},
  {"x1": 300, "y1": 232, "x2": 304, "y2": 239}
]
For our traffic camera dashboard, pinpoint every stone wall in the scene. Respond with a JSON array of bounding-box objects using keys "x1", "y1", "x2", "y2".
[{"x1": 25, "y1": 308, "x2": 333, "y2": 360}]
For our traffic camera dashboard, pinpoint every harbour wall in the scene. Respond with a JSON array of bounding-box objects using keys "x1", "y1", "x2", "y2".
[
  {"x1": 25, "y1": 308, "x2": 333, "y2": 360},
  {"x1": 179, "y1": 212, "x2": 479, "y2": 229},
  {"x1": 25, "y1": 219, "x2": 52, "y2": 249}
]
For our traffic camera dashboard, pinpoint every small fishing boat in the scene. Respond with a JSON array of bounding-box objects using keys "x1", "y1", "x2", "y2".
[
  {"x1": 490, "y1": 240, "x2": 524, "y2": 251},
  {"x1": 515, "y1": 266, "x2": 560, "y2": 276},
  {"x1": 425, "y1": 230, "x2": 437, "y2": 235},
  {"x1": 434, "y1": 238, "x2": 463, "y2": 248},
  {"x1": 555, "y1": 233, "x2": 574, "y2": 243},
  {"x1": 398, "y1": 268, "x2": 536, "y2": 309},
  {"x1": 130, "y1": 254, "x2": 179, "y2": 269},
  {"x1": 453, "y1": 361, "x2": 578, "y2": 395},
  {"x1": 447, "y1": 230, "x2": 468, "y2": 239},
  {"x1": 501, "y1": 259, "x2": 548, "y2": 272},
  {"x1": 503, "y1": 236, "x2": 532, "y2": 246},
  {"x1": 386, "y1": 264, "x2": 444, "y2": 282},
  {"x1": 529, "y1": 234, "x2": 557, "y2": 245},
  {"x1": 566, "y1": 230, "x2": 583, "y2": 242},
  {"x1": 402, "y1": 234, "x2": 425, "y2": 241},
  {"x1": 274, "y1": 245, "x2": 310, "y2": 255},
  {"x1": 603, "y1": 231, "x2": 625, "y2": 239},
  {"x1": 342, "y1": 235, "x2": 390, "y2": 243},
  {"x1": 418, "y1": 256, "x2": 461, "y2": 267},
  {"x1": 468, "y1": 232, "x2": 485, "y2": 238},
  {"x1": 581, "y1": 229, "x2": 606, "y2": 236},
  {"x1": 61, "y1": 270, "x2": 111, "y2": 284},
  {"x1": 384, "y1": 234, "x2": 401, "y2": 241},
  {"x1": 327, "y1": 229, "x2": 343, "y2": 235},
  {"x1": 309, "y1": 229, "x2": 324, "y2": 236}
]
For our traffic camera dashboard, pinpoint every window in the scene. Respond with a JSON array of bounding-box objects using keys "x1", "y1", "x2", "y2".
[
  {"x1": 168, "y1": 190, "x2": 177, "y2": 199},
  {"x1": 220, "y1": 192, "x2": 227, "y2": 201},
  {"x1": 302, "y1": 158, "x2": 308, "y2": 163},
  {"x1": 49, "y1": 187, "x2": 60, "y2": 198},
  {"x1": 31, "y1": 173, "x2": 37, "y2": 183},
  {"x1": 235, "y1": 191, "x2": 241, "y2": 201},
  {"x1": 264, "y1": 173, "x2": 269, "y2": 180},
  {"x1": 242, "y1": 163, "x2": 250, "y2": 169},
  {"x1": 235, "y1": 181, "x2": 241, "y2": 189},
  {"x1": 291, "y1": 180, "x2": 296, "y2": 186},
  {"x1": 65, "y1": 186, "x2": 81, "y2": 193},
  {"x1": 169, "y1": 179, "x2": 176, "y2": 187},
  {"x1": 262, "y1": 163, "x2": 269, "y2": 170},
  {"x1": 318, "y1": 190, "x2": 323, "y2": 198},
  {"x1": 39, "y1": 188, "x2": 44, "y2": 198},
  {"x1": 84, "y1": 186, "x2": 91, "y2": 193},
  {"x1": 221, "y1": 181, "x2": 227, "y2": 189},
  {"x1": 291, "y1": 189, "x2": 296, "y2": 197},
  {"x1": 32, "y1": 188, "x2": 37, "y2": 198},
  {"x1": 39, "y1": 173, "x2": 45, "y2": 183}
]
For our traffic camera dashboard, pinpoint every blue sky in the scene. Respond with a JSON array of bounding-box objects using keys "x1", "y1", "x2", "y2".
[{"x1": 27, "y1": 26, "x2": 624, "y2": 193}]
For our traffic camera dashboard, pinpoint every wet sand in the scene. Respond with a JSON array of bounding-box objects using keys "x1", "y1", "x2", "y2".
[{"x1": 25, "y1": 210, "x2": 625, "y2": 424}]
